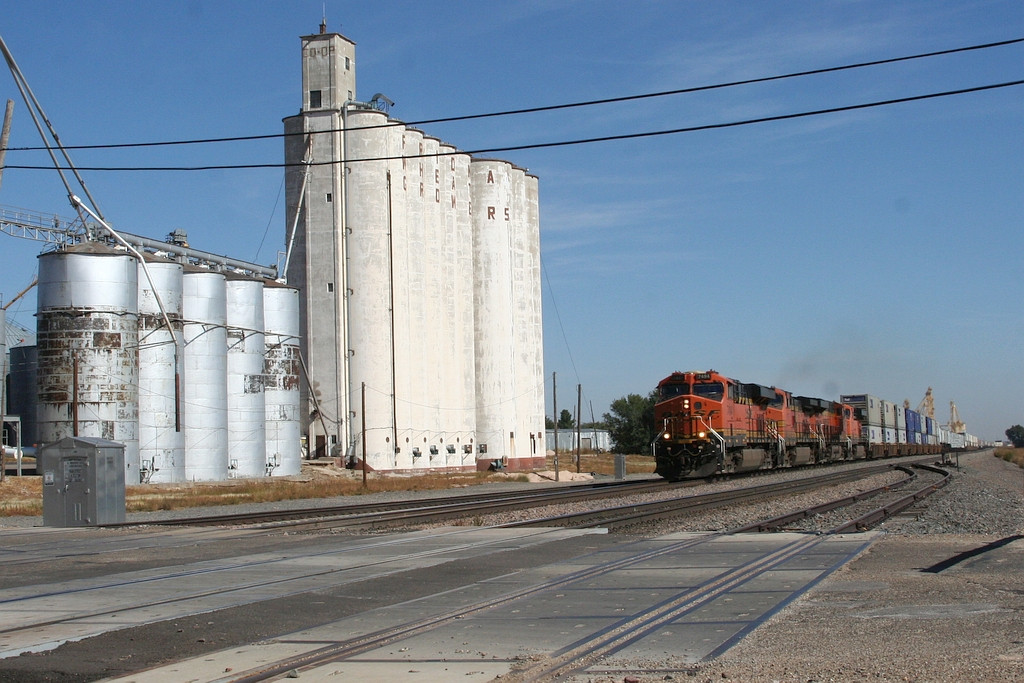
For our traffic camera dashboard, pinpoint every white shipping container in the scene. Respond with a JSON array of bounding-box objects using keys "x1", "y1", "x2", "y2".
[{"x1": 841, "y1": 394, "x2": 883, "y2": 427}]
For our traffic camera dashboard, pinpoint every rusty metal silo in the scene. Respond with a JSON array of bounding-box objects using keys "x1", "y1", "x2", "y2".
[
  {"x1": 263, "y1": 282, "x2": 301, "y2": 476},
  {"x1": 36, "y1": 244, "x2": 140, "y2": 481}
]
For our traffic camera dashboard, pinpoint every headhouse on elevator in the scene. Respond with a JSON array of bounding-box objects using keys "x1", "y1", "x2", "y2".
[{"x1": 283, "y1": 24, "x2": 546, "y2": 472}]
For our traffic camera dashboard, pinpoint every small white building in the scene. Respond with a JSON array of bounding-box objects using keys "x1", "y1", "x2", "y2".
[{"x1": 546, "y1": 429, "x2": 612, "y2": 453}]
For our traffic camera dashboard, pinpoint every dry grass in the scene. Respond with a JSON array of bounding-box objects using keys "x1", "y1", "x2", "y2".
[
  {"x1": 0, "y1": 452, "x2": 656, "y2": 518},
  {"x1": 995, "y1": 447, "x2": 1024, "y2": 468},
  {"x1": 545, "y1": 451, "x2": 654, "y2": 476},
  {"x1": 122, "y1": 468, "x2": 529, "y2": 513},
  {"x1": 0, "y1": 466, "x2": 532, "y2": 517},
  {"x1": 0, "y1": 476, "x2": 43, "y2": 516}
]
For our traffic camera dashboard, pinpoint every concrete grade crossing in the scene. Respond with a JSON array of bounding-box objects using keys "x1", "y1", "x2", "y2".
[
  {"x1": 89, "y1": 531, "x2": 877, "y2": 682},
  {"x1": 0, "y1": 526, "x2": 600, "y2": 661}
]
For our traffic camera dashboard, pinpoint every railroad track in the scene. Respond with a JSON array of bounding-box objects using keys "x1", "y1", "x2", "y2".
[
  {"x1": 143, "y1": 531, "x2": 857, "y2": 683},
  {"x1": 106, "y1": 477, "x2": 679, "y2": 530},
  {"x1": 786, "y1": 462, "x2": 952, "y2": 533},
  {"x1": 501, "y1": 460, "x2": 924, "y2": 530},
  {"x1": 208, "y1": 464, "x2": 953, "y2": 683},
  {"x1": 3, "y1": 457, "x2": 954, "y2": 681},
  {"x1": 110, "y1": 457, "x2": 938, "y2": 533}
]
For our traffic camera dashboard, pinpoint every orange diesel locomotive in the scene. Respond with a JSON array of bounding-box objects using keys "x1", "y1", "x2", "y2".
[{"x1": 653, "y1": 370, "x2": 866, "y2": 480}]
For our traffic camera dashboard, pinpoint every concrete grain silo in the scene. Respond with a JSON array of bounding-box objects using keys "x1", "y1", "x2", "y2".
[
  {"x1": 283, "y1": 25, "x2": 545, "y2": 474},
  {"x1": 182, "y1": 269, "x2": 228, "y2": 481},
  {"x1": 263, "y1": 282, "x2": 301, "y2": 476},
  {"x1": 439, "y1": 142, "x2": 476, "y2": 467},
  {"x1": 36, "y1": 244, "x2": 140, "y2": 481},
  {"x1": 345, "y1": 108, "x2": 395, "y2": 470},
  {"x1": 437, "y1": 142, "x2": 457, "y2": 467},
  {"x1": 525, "y1": 173, "x2": 546, "y2": 465},
  {"x1": 471, "y1": 159, "x2": 516, "y2": 467},
  {"x1": 403, "y1": 127, "x2": 428, "y2": 465},
  {"x1": 225, "y1": 276, "x2": 266, "y2": 478},
  {"x1": 509, "y1": 166, "x2": 536, "y2": 465},
  {"x1": 137, "y1": 258, "x2": 185, "y2": 483},
  {"x1": 453, "y1": 150, "x2": 477, "y2": 466},
  {"x1": 421, "y1": 135, "x2": 444, "y2": 465},
  {"x1": 387, "y1": 120, "x2": 412, "y2": 470}
]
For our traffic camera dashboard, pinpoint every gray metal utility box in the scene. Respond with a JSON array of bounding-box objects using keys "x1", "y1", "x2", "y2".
[
  {"x1": 614, "y1": 453, "x2": 627, "y2": 480},
  {"x1": 41, "y1": 436, "x2": 126, "y2": 526}
]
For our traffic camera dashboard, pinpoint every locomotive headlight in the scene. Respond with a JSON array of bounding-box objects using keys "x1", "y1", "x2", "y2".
[
  {"x1": 682, "y1": 399, "x2": 690, "y2": 408},
  {"x1": 663, "y1": 432, "x2": 671, "y2": 439},
  {"x1": 698, "y1": 431, "x2": 706, "y2": 438}
]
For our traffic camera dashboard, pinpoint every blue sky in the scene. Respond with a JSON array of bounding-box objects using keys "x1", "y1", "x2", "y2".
[{"x1": 1, "y1": 1, "x2": 1021, "y2": 441}]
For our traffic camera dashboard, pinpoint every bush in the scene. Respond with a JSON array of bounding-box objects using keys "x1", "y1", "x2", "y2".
[{"x1": 994, "y1": 448, "x2": 1024, "y2": 468}]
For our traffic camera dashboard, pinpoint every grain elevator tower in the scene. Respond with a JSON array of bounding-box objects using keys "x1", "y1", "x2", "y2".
[{"x1": 283, "y1": 22, "x2": 355, "y2": 459}]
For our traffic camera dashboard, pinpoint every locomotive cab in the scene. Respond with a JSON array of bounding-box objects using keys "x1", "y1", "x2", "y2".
[{"x1": 654, "y1": 371, "x2": 729, "y2": 479}]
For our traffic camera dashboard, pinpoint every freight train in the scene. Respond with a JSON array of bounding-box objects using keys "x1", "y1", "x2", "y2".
[{"x1": 652, "y1": 369, "x2": 972, "y2": 481}]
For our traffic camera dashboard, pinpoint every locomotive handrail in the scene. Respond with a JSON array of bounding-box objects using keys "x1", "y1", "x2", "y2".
[
  {"x1": 699, "y1": 416, "x2": 727, "y2": 468},
  {"x1": 766, "y1": 421, "x2": 785, "y2": 457},
  {"x1": 651, "y1": 422, "x2": 670, "y2": 457}
]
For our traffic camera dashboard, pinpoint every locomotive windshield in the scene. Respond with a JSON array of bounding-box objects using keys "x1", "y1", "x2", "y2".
[
  {"x1": 660, "y1": 383, "x2": 689, "y2": 399},
  {"x1": 692, "y1": 382, "x2": 724, "y2": 400}
]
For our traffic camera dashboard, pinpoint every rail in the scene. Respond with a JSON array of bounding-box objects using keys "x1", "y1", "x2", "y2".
[
  {"x1": 505, "y1": 462, "x2": 906, "y2": 530},
  {"x1": 101, "y1": 477, "x2": 675, "y2": 530},
  {"x1": 831, "y1": 463, "x2": 952, "y2": 533}
]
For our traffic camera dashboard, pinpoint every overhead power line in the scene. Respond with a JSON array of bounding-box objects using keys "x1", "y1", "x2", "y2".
[
  {"x1": 3, "y1": 37, "x2": 1022, "y2": 153},
  {"x1": 3, "y1": 79, "x2": 1022, "y2": 172}
]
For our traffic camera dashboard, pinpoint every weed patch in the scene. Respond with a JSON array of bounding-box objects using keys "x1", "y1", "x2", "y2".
[{"x1": 995, "y1": 448, "x2": 1024, "y2": 468}]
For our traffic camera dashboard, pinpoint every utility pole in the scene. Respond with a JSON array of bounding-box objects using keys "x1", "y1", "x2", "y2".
[
  {"x1": 552, "y1": 372, "x2": 558, "y2": 481},
  {"x1": 0, "y1": 100, "x2": 12, "y2": 190},
  {"x1": 366, "y1": 385, "x2": 370, "y2": 485},
  {"x1": 576, "y1": 384, "x2": 582, "y2": 474}
]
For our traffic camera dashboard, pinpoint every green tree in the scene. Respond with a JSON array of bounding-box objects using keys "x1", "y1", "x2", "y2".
[
  {"x1": 603, "y1": 391, "x2": 658, "y2": 454},
  {"x1": 1006, "y1": 425, "x2": 1024, "y2": 448},
  {"x1": 557, "y1": 409, "x2": 575, "y2": 429},
  {"x1": 544, "y1": 415, "x2": 555, "y2": 429}
]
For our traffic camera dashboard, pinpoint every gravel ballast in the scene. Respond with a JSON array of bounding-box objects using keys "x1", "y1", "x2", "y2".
[{"x1": 590, "y1": 450, "x2": 1024, "y2": 682}]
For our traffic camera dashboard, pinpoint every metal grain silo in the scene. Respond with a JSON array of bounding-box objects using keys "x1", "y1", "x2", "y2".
[
  {"x1": 263, "y1": 282, "x2": 301, "y2": 476},
  {"x1": 182, "y1": 269, "x2": 228, "y2": 481},
  {"x1": 345, "y1": 108, "x2": 395, "y2": 470},
  {"x1": 8, "y1": 345, "x2": 38, "y2": 448},
  {"x1": 470, "y1": 158, "x2": 516, "y2": 468},
  {"x1": 225, "y1": 276, "x2": 266, "y2": 478},
  {"x1": 0, "y1": 307, "x2": 5, "y2": 413},
  {"x1": 36, "y1": 244, "x2": 140, "y2": 481},
  {"x1": 137, "y1": 258, "x2": 185, "y2": 483}
]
